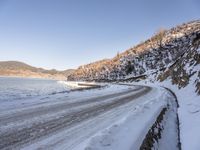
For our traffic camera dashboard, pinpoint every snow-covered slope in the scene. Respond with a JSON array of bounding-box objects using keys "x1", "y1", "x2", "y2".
[{"x1": 68, "y1": 20, "x2": 200, "y2": 86}]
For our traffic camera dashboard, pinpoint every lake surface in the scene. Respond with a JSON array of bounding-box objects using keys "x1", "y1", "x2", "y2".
[{"x1": 0, "y1": 77, "x2": 70, "y2": 101}]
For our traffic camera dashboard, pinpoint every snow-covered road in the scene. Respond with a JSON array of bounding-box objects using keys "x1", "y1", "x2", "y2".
[{"x1": 0, "y1": 84, "x2": 176, "y2": 150}]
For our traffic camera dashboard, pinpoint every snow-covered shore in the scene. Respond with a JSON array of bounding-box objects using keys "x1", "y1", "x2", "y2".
[{"x1": 58, "y1": 81, "x2": 104, "y2": 89}]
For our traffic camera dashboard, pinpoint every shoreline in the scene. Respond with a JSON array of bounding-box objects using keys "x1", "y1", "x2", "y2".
[
  {"x1": 0, "y1": 75, "x2": 64, "y2": 81},
  {"x1": 59, "y1": 81, "x2": 105, "y2": 89},
  {"x1": 0, "y1": 76, "x2": 105, "y2": 91}
]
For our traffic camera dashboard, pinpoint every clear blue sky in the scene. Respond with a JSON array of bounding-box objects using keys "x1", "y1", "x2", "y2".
[{"x1": 0, "y1": 0, "x2": 199, "y2": 70}]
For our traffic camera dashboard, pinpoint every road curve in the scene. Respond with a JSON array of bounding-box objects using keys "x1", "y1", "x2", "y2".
[{"x1": 0, "y1": 85, "x2": 151, "y2": 150}]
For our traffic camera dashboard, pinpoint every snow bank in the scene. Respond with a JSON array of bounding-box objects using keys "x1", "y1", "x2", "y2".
[
  {"x1": 151, "y1": 89, "x2": 180, "y2": 150},
  {"x1": 162, "y1": 80, "x2": 200, "y2": 150},
  {"x1": 135, "y1": 75, "x2": 200, "y2": 150}
]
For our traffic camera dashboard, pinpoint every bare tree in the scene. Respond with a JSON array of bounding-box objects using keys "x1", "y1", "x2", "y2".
[{"x1": 155, "y1": 28, "x2": 166, "y2": 47}]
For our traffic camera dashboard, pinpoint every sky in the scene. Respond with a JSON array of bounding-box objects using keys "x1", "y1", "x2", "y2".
[{"x1": 0, "y1": 0, "x2": 199, "y2": 70}]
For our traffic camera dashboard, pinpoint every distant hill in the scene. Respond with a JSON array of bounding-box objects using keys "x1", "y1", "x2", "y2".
[{"x1": 0, "y1": 61, "x2": 74, "y2": 80}]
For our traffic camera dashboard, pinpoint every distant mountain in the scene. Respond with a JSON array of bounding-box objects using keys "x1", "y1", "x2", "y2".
[
  {"x1": 68, "y1": 20, "x2": 200, "y2": 94},
  {"x1": 0, "y1": 61, "x2": 74, "y2": 80}
]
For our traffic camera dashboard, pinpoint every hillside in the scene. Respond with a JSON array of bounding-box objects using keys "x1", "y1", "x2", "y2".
[
  {"x1": 0, "y1": 61, "x2": 74, "y2": 80},
  {"x1": 68, "y1": 20, "x2": 200, "y2": 92}
]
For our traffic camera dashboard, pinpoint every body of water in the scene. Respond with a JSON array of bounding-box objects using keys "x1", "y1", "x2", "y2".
[{"x1": 0, "y1": 77, "x2": 70, "y2": 101}]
